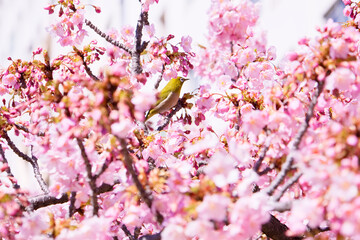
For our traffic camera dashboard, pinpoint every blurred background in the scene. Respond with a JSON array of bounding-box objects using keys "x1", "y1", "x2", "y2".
[
  {"x1": 0, "y1": 0, "x2": 347, "y2": 67},
  {"x1": 0, "y1": 0, "x2": 347, "y2": 192}
]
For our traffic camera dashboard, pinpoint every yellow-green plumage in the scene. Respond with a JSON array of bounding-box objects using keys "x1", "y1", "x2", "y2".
[{"x1": 145, "y1": 77, "x2": 188, "y2": 121}]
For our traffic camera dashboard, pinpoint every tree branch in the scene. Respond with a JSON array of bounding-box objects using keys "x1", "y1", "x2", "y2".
[
  {"x1": 253, "y1": 130, "x2": 271, "y2": 174},
  {"x1": 69, "y1": 191, "x2": 77, "y2": 217},
  {"x1": 265, "y1": 81, "x2": 324, "y2": 196},
  {"x1": 120, "y1": 139, "x2": 152, "y2": 207},
  {"x1": 73, "y1": 46, "x2": 100, "y2": 81},
  {"x1": 14, "y1": 123, "x2": 45, "y2": 137},
  {"x1": 261, "y1": 214, "x2": 303, "y2": 240},
  {"x1": 131, "y1": 11, "x2": 149, "y2": 75},
  {"x1": 119, "y1": 138, "x2": 163, "y2": 224},
  {"x1": 27, "y1": 182, "x2": 116, "y2": 211},
  {"x1": 269, "y1": 201, "x2": 292, "y2": 212},
  {"x1": 2, "y1": 131, "x2": 33, "y2": 164},
  {"x1": 85, "y1": 7, "x2": 149, "y2": 76},
  {"x1": 154, "y1": 64, "x2": 165, "y2": 90},
  {"x1": 138, "y1": 232, "x2": 162, "y2": 240},
  {"x1": 121, "y1": 224, "x2": 136, "y2": 240},
  {"x1": 0, "y1": 145, "x2": 20, "y2": 190},
  {"x1": 2, "y1": 131, "x2": 49, "y2": 193},
  {"x1": 76, "y1": 138, "x2": 99, "y2": 216},
  {"x1": 273, "y1": 172, "x2": 302, "y2": 202},
  {"x1": 28, "y1": 193, "x2": 70, "y2": 211},
  {"x1": 93, "y1": 160, "x2": 110, "y2": 180},
  {"x1": 85, "y1": 19, "x2": 132, "y2": 55}
]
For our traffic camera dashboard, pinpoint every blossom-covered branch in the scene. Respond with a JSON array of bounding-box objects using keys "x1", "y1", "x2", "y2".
[
  {"x1": 2, "y1": 0, "x2": 360, "y2": 239},
  {"x1": 265, "y1": 80, "x2": 325, "y2": 196},
  {"x1": 0, "y1": 145, "x2": 20, "y2": 190},
  {"x1": 27, "y1": 182, "x2": 116, "y2": 211},
  {"x1": 76, "y1": 138, "x2": 99, "y2": 216},
  {"x1": 2, "y1": 131, "x2": 49, "y2": 194},
  {"x1": 120, "y1": 138, "x2": 164, "y2": 224},
  {"x1": 85, "y1": 19, "x2": 132, "y2": 54},
  {"x1": 73, "y1": 46, "x2": 100, "y2": 81},
  {"x1": 131, "y1": 10, "x2": 149, "y2": 75}
]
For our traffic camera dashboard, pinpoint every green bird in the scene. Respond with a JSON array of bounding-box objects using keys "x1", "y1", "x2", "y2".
[{"x1": 145, "y1": 76, "x2": 189, "y2": 121}]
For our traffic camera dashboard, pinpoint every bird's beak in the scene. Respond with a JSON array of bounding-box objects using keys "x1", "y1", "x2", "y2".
[{"x1": 182, "y1": 78, "x2": 189, "y2": 82}]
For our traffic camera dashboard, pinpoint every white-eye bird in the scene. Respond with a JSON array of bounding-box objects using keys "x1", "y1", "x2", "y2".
[{"x1": 145, "y1": 76, "x2": 189, "y2": 121}]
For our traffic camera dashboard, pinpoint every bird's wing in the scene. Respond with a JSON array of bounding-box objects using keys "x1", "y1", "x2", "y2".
[{"x1": 156, "y1": 86, "x2": 173, "y2": 105}]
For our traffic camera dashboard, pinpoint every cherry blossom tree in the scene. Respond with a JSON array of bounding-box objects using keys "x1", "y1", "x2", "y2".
[{"x1": 1, "y1": 0, "x2": 360, "y2": 239}]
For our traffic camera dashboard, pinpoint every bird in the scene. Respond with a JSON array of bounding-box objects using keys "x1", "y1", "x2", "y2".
[{"x1": 145, "y1": 76, "x2": 189, "y2": 121}]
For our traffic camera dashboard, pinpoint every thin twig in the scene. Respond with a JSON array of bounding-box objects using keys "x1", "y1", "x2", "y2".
[
  {"x1": 86, "y1": 5, "x2": 149, "y2": 76},
  {"x1": 154, "y1": 65, "x2": 165, "y2": 89},
  {"x1": 2, "y1": 131, "x2": 49, "y2": 193},
  {"x1": 93, "y1": 163, "x2": 109, "y2": 179},
  {"x1": 265, "y1": 81, "x2": 324, "y2": 196},
  {"x1": 14, "y1": 123, "x2": 45, "y2": 137},
  {"x1": 253, "y1": 130, "x2": 271, "y2": 174},
  {"x1": 273, "y1": 172, "x2": 303, "y2": 202},
  {"x1": 69, "y1": 191, "x2": 77, "y2": 217},
  {"x1": 28, "y1": 182, "x2": 117, "y2": 211},
  {"x1": 73, "y1": 46, "x2": 100, "y2": 81},
  {"x1": 2, "y1": 131, "x2": 33, "y2": 164},
  {"x1": 30, "y1": 147, "x2": 49, "y2": 194},
  {"x1": 31, "y1": 160, "x2": 49, "y2": 194},
  {"x1": 0, "y1": 145, "x2": 20, "y2": 190},
  {"x1": 121, "y1": 224, "x2": 135, "y2": 240},
  {"x1": 84, "y1": 19, "x2": 132, "y2": 55},
  {"x1": 258, "y1": 167, "x2": 272, "y2": 176},
  {"x1": 76, "y1": 138, "x2": 99, "y2": 216}
]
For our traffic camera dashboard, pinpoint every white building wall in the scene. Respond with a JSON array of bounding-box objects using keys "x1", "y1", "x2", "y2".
[{"x1": 257, "y1": 0, "x2": 339, "y2": 58}]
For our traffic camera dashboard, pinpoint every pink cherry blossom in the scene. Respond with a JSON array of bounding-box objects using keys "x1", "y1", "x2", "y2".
[
  {"x1": 57, "y1": 216, "x2": 112, "y2": 239},
  {"x1": 4, "y1": 0, "x2": 360, "y2": 239},
  {"x1": 287, "y1": 199, "x2": 324, "y2": 235},
  {"x1": 180, "y1": 36, "x2": 192, "y2": 52},
  {"x1": 185, "y1": 219, "x2": 217, "y2": 240},
  {"x1": 2, "y1": 74, "x2": 18, "y2": 87},
  {"x1": 197, "y1": 194, "x2": 230, "y2": 221},
  {"x1": 162, "y1": 222, "x2": 188, "y2": 240},
  {"x1": 111, "y1": 118, "x2": 134, "y2": 138},
  {"x1": 326, "y1": 67, "x2": 355, "y2": 92},
  {"x1": 329, "y1": 38, "x2": 349, "y2": 59},
  {"x1": 204, "y1": 150, "x2": 239, "y2": 187},
  {"x1": 229, "y1": 193, "x2": 270, "y2": 238},
  {"x1": 242, "y1": 110, "x2": 268, "y2": 135}
]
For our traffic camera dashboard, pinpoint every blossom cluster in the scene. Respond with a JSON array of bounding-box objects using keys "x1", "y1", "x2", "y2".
[
  {"x1": 343, "y1": 0, "x2": 360, "y2": 24},
  {"x1": 46, "y1": 0, "x2": 100, "y2": 46},
  {"x1": 1, "y1": 0, "x2": 360, "y2": 239}
]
